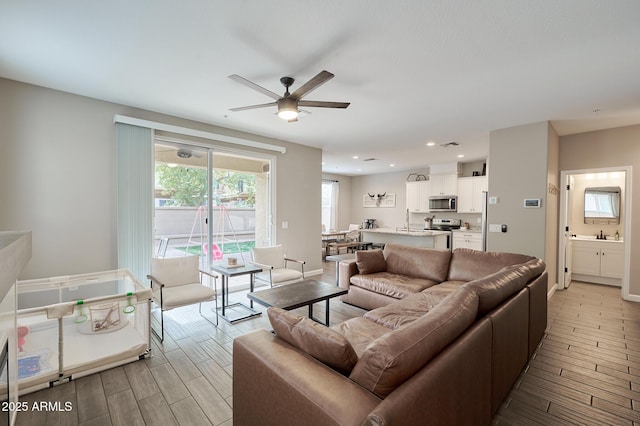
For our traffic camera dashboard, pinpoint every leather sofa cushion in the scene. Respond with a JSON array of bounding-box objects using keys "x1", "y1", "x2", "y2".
[
  {"x1": 383, "y1": 243, "x2": 452, "y2": 282},
  {"x1": 267, "y1": 307, "x2": 358, "y2": 375},
  {"x1": 349, "y1": 287, "x2": 479, "y2": 398},
  {"x1": 355, "y1": 249, "x2": 387, "y2": 275},
  {"x1": 350, "y1": 273, "x2": 437, "y2": 299},
  {"x1": 364, "y1": 291, "x2": 449, "y2": 329},
  {"x1": 463, "y1": 258, "x2": 545, "y2": 315},
  {"x1": 448, "y1": 248, "x2": 536, "y2": 282},
  {"x1": 332, "y1": 317, "x2": 393, "y2": 357}
]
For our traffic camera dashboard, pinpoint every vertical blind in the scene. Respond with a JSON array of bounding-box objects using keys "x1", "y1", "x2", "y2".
[{"x1": 116, "y1": 123, "x2": 153, "y2": 283}]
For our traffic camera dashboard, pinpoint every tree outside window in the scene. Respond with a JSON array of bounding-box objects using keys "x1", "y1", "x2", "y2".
[{"x1": 156, "y1": 165, "x2": 256, "y2": 207}]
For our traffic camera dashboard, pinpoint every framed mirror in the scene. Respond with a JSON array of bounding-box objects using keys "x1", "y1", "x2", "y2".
[{"x1": 584, "y1": 186, "x2": 621, "y2": 224}]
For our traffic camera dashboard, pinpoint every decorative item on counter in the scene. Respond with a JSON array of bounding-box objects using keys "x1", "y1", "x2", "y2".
[{"x1": 615, "y1": 230, "x2": 620, "y2": 241}]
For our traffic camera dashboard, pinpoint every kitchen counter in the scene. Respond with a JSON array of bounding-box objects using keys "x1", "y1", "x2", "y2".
[
  {"x1": 571, "y1": 235, "x2": 623, "y2": 243},
  {"x1": 361, "y1": 228, "x2": 450, "y2": 249},
  {"x1": 365, "y1": 228, "x2": 451, "y2": 237},
  {"x1": 452, "y1": 229, "x2": 482, "y2": 233}
]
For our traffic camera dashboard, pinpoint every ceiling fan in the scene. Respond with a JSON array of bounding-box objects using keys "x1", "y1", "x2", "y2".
[{"x1": 228, "y1": 70, "x2": 350, "y2": 122}]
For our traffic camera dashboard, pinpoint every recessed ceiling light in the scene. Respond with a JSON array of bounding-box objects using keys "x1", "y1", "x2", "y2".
[
  {"x1": 389, "y1": 164, "x2": 395, "y2": 167},
  {"x1": 426, "y1": 142, "x2": 436, "y2": 147},
  {"x1": 353, "y1": 155, "x2": 359, "y2": 159},
  {"x1": 457, "y1": 154, "x2": 465, "y2": 158},
  {"x1": 357, "y1": 168, "x2": 362, "y2": 172}
]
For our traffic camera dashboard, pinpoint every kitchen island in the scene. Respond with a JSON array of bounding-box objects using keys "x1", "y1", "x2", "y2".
[{"x1": 361, "y1": 228, "x2": 450, "y2": 250}]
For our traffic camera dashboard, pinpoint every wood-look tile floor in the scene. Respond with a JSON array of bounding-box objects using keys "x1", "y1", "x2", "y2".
[
  {"x1": 14, "y1": 267, "x2": 640, "y2": 425},
  {"x1": 494, "y1": 281, "x2": 640, "y2": 425}
]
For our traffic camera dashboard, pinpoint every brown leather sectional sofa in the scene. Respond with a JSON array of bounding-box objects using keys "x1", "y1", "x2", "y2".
[{"x1": 233, "y1": 244, "x2": 548, "y2": 426}]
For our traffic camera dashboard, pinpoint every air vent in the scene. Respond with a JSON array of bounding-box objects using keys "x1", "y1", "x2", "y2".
[
  {"x1": 362, "y1": 158, "x2": 378, "y2": 162},
  {"x1": 440, "y1": 142, "x2": 459, "y2": 147}
]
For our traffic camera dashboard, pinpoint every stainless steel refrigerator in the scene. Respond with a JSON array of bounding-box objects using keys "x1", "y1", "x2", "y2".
[{"x1": 481, "y1": 191, "x2": 488, "y2": 251}]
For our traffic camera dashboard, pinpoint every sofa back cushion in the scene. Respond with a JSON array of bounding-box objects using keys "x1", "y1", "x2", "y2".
[
  {"x1": 447, "y1": 248, "x2": 536, "y2": 282},
  {"x1": 349, "y1": 287, "x2": 478, "y2": 398},
  {"x1": 463, "y1": 258, "x2": 546, "y2": 315},
  {"x1": 383, "y1": 243, "x2": 452, "y2": 283},
  {"x1": 355, "y1": 249, "x2": 387, "y2": 274},
  {"x1": 267, "y1": 307, "x2": 359, "y2": 375}
]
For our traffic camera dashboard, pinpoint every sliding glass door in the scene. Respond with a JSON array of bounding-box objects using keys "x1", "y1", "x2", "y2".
[{"x1": 153, "y1": 139, "x2": 272, "y2": 268}]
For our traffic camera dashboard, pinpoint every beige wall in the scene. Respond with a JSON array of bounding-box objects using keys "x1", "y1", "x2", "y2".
[
  {"x1": 350, "y1": 170, "x2": 428, "y2": 230},
  {"x1": 560, "y1": 124, "x2": 640, "y2": 297},
  {"x1": 0, "y1": 78, "x2": 322, "y2": 278},
  {"x1": 488, "y1": 122, "x2": 551, "y2": 260}
]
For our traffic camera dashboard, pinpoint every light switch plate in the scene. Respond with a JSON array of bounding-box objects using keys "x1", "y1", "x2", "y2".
[
  {"x1": 489, "y1": 224, "x2": 502, "y2": 232},
  {"x1": 489, "y1": 196, "x2": 498, "y2": 204}
]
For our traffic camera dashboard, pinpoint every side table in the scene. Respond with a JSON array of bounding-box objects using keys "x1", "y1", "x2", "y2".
[{"x1": 210, "y1": 263, "x2": 263, "y2": 323}]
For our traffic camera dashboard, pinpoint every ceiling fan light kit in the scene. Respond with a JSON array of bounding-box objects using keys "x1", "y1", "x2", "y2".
[
  {"x1": 229, "y1": 70, "x2": 350, "y2": 122},
  {"x1": 277, "y1": 97, "x2": 299, "y2": 120}
]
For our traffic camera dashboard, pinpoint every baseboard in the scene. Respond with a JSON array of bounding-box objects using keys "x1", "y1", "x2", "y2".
[
  {"x1": 623, "y1": 292, "x2": 640, "y2": 303},
  {"x1": 547, "y1": 283, "x2": 558, "y2": 300},
  {"x1": 304, "y1": 268, "x2": 324, "y2": 278}
]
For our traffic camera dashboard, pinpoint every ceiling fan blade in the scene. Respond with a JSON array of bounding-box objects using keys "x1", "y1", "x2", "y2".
[
  {"x1": 290, "y1": 70, "x2": 334, "y2": 100},
  {"x1": 298, "y1": 100, "x2": 350, "y2": 109},
  {"x1": 229, "y1": 102, "x2": 277, "y2": 112},
  {"x1": 228, "y1": 74, "x2": 281, "y2": 100}
]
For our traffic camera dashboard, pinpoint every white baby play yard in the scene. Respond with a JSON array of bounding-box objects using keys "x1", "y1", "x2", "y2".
[{"x1": 3, "y1": 269, "x2": 152, "y2": 395}]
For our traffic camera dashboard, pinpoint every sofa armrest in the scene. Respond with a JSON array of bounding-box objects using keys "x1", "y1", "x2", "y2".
[
  {"x1": 338, "y1": 259, "x2": 359, "y2": 290},
  {"x1": 233, "y1": 329, "x2": 380, "y2": 426}
]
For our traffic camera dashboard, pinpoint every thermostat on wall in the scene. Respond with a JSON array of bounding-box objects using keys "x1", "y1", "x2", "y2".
[{"x1": 523, "y1": 198, "x2": 541, "y2": 208}]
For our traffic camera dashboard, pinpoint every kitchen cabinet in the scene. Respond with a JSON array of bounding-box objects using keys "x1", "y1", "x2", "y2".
[
  {"x1": 457, "y1": 176, "x2": 487, "y2": 213},
  {"x1": 571, "y1": 239, "x2": 624, "y2": 285},
  {"x1": 406, "y1": 181, "x2": 431, "y2": 213},
  {"x1": 452, "y1": 231, "x2": 483, "y2": 251},
  {"x1": 429, "y1": 174, "x2": 457, "y2": 196}
]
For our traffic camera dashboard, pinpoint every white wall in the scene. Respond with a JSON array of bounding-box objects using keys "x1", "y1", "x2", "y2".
[{"x1": 0, "y1": 78, "x2": 323, "y2": 278}]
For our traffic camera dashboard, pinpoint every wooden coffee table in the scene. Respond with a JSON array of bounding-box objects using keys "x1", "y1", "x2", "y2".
[{"x1": 247, "y1": 280, "x2": 347, "y2": 326}]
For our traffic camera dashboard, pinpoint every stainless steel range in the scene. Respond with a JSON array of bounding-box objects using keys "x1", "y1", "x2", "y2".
[
  {"x1": 424, "y1": 218, "x2": 461, "y2": 250},
  {"x1": 425, "y1": 218, "x2": 461, "y2": 231}
]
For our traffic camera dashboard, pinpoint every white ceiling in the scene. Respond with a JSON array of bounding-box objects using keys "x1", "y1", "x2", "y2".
[{"x1": 2, "y1": 1, "x2": 640, "y2": 176}]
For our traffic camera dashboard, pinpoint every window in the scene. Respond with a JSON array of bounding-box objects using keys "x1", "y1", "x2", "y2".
[
  {"x1": 321, "y1": 180, "x2": 339, "y2": 231},
  {"x1": 153, "y1": 140, "x2": 273, "y2": 268}
]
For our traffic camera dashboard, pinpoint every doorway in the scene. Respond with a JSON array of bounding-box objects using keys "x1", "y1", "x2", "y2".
[
  {"x1": 558, "y1": 167, "x2": 632, "y2": 300},
  {"x1": 153, "y1": 138, "x2": 274, "y2": 270}
]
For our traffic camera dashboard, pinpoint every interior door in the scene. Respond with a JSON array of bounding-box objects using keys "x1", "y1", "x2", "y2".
[{"x1": 559, "y1": 174, "x2": 574, "y2": 289}]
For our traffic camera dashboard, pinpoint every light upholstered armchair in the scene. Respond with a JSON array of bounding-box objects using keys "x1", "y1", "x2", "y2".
[
  {"x1": 250, "y1": 245, "x2": 305, "y2": 287},
  {"x1": 148, "y1": 255, "x2": 218, "y2": 342}
]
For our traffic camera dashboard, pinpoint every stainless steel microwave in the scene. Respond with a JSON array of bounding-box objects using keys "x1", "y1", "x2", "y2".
[{"x1": 429, "y1": 195, "x2": 457, "y2": 212}]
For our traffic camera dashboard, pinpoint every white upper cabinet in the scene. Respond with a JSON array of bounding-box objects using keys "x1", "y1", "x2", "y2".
[
  {"x1": 429, "y1": 174, "x2": 457, "y2": 196},
  {"x1": 406, "y1": 181, "x2": 431, "y2": 213},
  {"x1": 457, "y1": 176, "x2": 488, "y2": 213}
]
